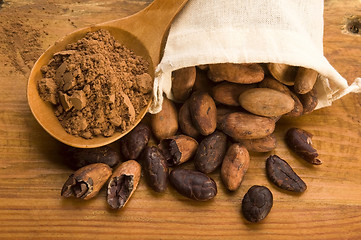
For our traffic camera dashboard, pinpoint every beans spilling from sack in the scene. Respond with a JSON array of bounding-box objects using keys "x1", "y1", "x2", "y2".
[{"x1": 60, "y1": 63, "x2": 321, "y2": 223}]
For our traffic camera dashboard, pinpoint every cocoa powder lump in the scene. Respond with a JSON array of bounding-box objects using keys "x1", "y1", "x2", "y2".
[{"x1": 38, "y1": 29, "x2": 153, "y2": 139}]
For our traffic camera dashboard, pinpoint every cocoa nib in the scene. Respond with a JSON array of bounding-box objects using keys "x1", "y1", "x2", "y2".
[
  {"x1": 266, "y1": 155, "x2": 307, "y2": 192},
  {"x1": 242, "y1": 185, "x2": 273, "y2": 223},
  {"x1": 285, "y1": 128, "x2": 321, "y2": 165},
  {"x1": 107, "y1": 175, "x2": 134, "y2": 209}
]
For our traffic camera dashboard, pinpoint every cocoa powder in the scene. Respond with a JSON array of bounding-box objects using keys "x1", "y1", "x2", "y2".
[{"x1": 38, "y1": 29, "x2": 153, "y2": 138}]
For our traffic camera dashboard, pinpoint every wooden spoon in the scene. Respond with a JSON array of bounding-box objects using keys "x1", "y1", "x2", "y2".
[{"x1": 27, "y1": 0, "x2": 189, "y2": 148}]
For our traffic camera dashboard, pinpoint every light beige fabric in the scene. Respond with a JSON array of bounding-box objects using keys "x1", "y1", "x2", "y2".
[{"x1": 150, "y1": 0, "x2": 361, "y2": 113}]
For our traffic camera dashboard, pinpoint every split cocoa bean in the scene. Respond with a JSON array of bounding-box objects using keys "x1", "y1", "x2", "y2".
[
  {"x1": 159, "y1": 135, "x2": 198, "y2": 167},
  {"x1": 266, "y1": 155, "x2": 307, "y2": 192},
  {"x1": 107, "y1": 160, "x2": 141, "y2": 209},
  {"x1": 285, "y1": 128, "x2": 322, "y2": 165},
  {"x1": 120, "y1": 123, "x2": 151, "y2": 160},
  {"x1": 63, "y1": 145, "x2": 120, "y2": 170},
  {"x1": 189, "y1": 91, "x2": 217, "y2": 136},
  {"x1": 218, "y1": 111, "x2": 275, "y2": 140},
  {"x1": 61, "y1": 163, "x2": 112, "y2": 200},
  {"x1": 194, "y1": 131, "x2": 228, "y2": 173},
  {"x1": 221, "y1": 143, "x2": 250, "y2": 191},
  {"x1": 169, "y1": 168, "x2": 217, "y2": 201},
  {"x1": 171, "y1": 67, "x2": 196, "y2": 102},
  {"x1": 141, "y1": 146, "x2": 168, "y2": 193},
  {"x1": 242, "y1": 185, "x2": 273, "y2": 223}
]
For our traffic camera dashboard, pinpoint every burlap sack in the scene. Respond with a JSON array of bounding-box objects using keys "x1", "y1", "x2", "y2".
[{"x1": 149, "y1": 0, "x2": 361, "y2": 113}]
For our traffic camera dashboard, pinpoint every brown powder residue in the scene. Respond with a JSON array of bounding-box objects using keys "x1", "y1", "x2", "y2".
[{"x1": 38, "y1": 29, "x2": 153, "y2": 139}]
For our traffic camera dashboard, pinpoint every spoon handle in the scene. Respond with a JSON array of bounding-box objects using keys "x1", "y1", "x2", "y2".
[{"x1": 104, "y1": 0, "x2": 189, "y2": 66}]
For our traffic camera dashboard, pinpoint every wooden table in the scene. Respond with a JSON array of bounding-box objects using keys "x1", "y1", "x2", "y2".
[{"x1": 1, "y1": 0, "x2": 361, "y2": 239}]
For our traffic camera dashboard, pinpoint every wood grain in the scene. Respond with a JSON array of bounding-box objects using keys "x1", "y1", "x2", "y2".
[{"x1": 1, "y1": 0, "x2": 361, "y2": 239}]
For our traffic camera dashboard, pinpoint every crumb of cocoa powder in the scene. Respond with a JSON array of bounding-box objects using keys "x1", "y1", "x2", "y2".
[{"x1": 38, "y1": 29, "x2": 153, "y2": 139}]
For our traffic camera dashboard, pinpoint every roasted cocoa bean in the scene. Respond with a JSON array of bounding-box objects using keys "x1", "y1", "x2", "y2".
[
  {"x1": 151, "y1": 97, "x2": 178, "y2": 140},
  {"x1": 258, "y1": 77, "x2": 303, "y2": 117},
  {"x1": 266, "y1": 155, "x2": 307, "y2": 192},
  {"x1": 107, "y1": 160, "x2": 141, "y2": 209},
  {"x1": 285, "y1": 128, "x2": 321, "y2": 165},
  {"x1": 63, "y1": 145, "x2": 120, "y2": 170},
  {"x1": 221, "y1": 143, "x2": 250, "y2": 191},
  {"x1": 218, "y1": 112, "x2": 275, "y2": 140},
  {"x1": 169, "y1": 168, "x2": 217, "y2": 201},
  {"x1": 61, "y1": 163, "x2": 112, "y2": 200},
  {"x1": 189, "y1": 91, "x2": 217, "y2": 136},
  {"x1": 193, "y1": 67, "x2": 215, "y2": 93},
  {"x1": 179, "y1": 99, "x2": 200, "y2": 139},
  {"x1": 120, "y1": 123, "x2": 151, "y2": 160},
  {"x1": 236, "y1": 134, "x2": 277, "y2": 153},
  {"x1": 211, "y1": 82, "x2": 255, "y2": 106},
  {"x1": 294, "y1": 67, "x2": 318, "y2": 94},
  {"x1": 194, "y1": 131, "x2": 228, "y2": 173},
  {"x1": 159, "y1": 135, "x2": 198, "y2": 167},
  {"x1": 142, "y1": 146, "x2": 168, "y2": 192},
  {"x1": 298, "y1": 88, "x2": 318, "y2": 115},
  {"x1": 208, "y1": 63, "x2": 264, "y2": 84},
  {"x1": 242, "y1": 185, "x2": 273, "y2": 223},
  {"x1": 239, "y1": 88, "x2": 295, "y2": 117},
  {"x1": 267, "y1": 63, "x2": 298, "y2": 86},
  {"x1": 171, "y1": 67, "x2": 196, "y2": 102}
]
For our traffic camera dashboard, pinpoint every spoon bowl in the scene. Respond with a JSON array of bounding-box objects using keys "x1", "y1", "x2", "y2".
[{"x1": 27, "y1": 0, "x2": 188, "y2": 148}]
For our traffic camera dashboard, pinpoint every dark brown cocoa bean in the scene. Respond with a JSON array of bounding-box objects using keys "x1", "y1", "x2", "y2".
[
  {"x1": 142, "y1": 146, "x2": 168, "y2": 192},
  {"x1": 189, "y1": 91, "x2": 217, "y2": 136},
  {"x1": 159, "y1": 135, "x2": 198, "y2": 167},
  {"x1": 120, "y1": 123, "x2": 151, "y2": 160},
  {"x1": 242, "y1": 185, "x2": 273, "y2": 223},
  {"x1": 179, "y1": 99, "x2": 200, "y2": 139},
  {"x1": 194, "y1": 131, "x2": 228, "y2": 173},
  {"x1": 64, "y1": 145, "x2": 120, "y2": 170},
  {"x1": 171, "y1": 67, "x2": 196, "y2": 102},
  {"x1": 298, "y1": 88, "x2": 318, "y2": 115},
  {"x1": 169, "y1": 168, "x2": 217, "y2": 201},
  {"x1": 61, "y1": 163, "x2": 112, "y2": 200},
  {"x1": 266, "y1": 155, "x2": 307, "y2": 192},
  {"x1": 285, "y1": 128, "x2": 322, "y2": 165}
]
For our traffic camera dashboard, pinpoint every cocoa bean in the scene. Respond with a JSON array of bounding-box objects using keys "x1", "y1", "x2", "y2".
[
  {"x1": 294, "y1": 67, "x2": 318, "y2": 94},
  {"x1": 193, "y1": 67, "x2": 214, "y2": 93},
  {"x1": 169, "y1": 168, "x2": 217, "y2": 201},
  {"x1": 142, "y1": 146, "x2": 168, "y2": 192},
  {"x1": 235, "y1": 134, "x2": 277, "y2": 153},
  {"x1": 239, "y1": 88, "x2": 295, "y2": 117},
  {"x1": 211, "y1": 82, "x2": 255, "y2": 106},
  {"x1": 120, "y1": 123, "x2": 151, "y2": 160},
  {"x1": 151, "y1": 97, "x2": 178, "y2": 140},
  {"x1": 218, "y1": 112, "x2": 275, "y2": 140},
  {"x1": 242, "y1": 185, "x2": 273, "y2": 222},
  {"x1": 178, "y1": 99, "x2": 200, "y2": 139},
  {"x1": 267, "y1": 63, "x2": 298, "y2": 86},
  {"x1": 298, "y1": 88, "x2": 318, "y2": 115},
  {"x1": 159, "y1": 135, "x2": 198, "y2": 167},
  {"x1": 208, "y1": 63, "x2": 264, "y2": 84},
  {"x1": 189, "y1": 91, "x2": 217, "y2": 136},
  {"x1": 171, "y1": 67, "x2": 196, "y2": 102},
  {"x1": 285, "y1": 128, "x2": 322, "y2": 165},
  {"x1": 194, "y1": 131, "x2": 228, "y2": 173},
  {"x1": 221, "y1": 143, "x2": 250, "y2": 191},
  {"x1": 266, "y1": 155, "x2": 307, "y2": 192}
]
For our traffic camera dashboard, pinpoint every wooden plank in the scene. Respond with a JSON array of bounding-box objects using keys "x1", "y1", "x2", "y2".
[{"x1": 0, "y1": 0, "x2": 361, "y2": 239}]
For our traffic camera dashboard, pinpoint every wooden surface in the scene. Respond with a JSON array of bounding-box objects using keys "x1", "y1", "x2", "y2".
[{"x1": 1, "y1": 0, "x2": 361, "y2": 239}]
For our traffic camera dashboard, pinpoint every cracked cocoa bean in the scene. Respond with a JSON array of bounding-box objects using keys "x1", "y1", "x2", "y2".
[
  {"x1": 120, "y1": 123, "x2": 151, "y2": 160},
  {"x1": 61, "y1": 163, "x2": 112, "y2": 200},
  {"x1": 221, "y1": 143, "x2": 250, "y2": 191},
  {"x1": 63, "y1": 145, "x2": 120, "y2": 170},
  {"x1": 266, "y1": 155, "x2": 307, "y2": 192},
  {"x1": 285, "y1": 128, "x2": 321, "y2": 165},
  {"x1": 159, "y1": 135, "x2": 198, "y2": 167},
  {"x1": 107, "y1": 160, "x2": 141, "y2": 209},
  {"x1": 242, "y1": 185, "x2": 273, "y2": 223},
  {"x1": 142, "y1": 146, "x2": 168, "y2": 192},
  {"x1": 169, "y1": 168, "x2": 217, "y2": 201},
  {"x1": 194, "y1": 131, "x2": 228, "y2": 173}
]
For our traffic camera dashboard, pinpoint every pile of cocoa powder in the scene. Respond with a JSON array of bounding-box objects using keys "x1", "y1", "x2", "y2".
[{"x1": 38, "y1": 29, "x2": 153, "y2": 138}]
